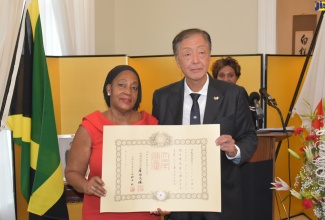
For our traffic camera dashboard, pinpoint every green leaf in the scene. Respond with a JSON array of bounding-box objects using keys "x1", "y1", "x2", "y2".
[
  {"x1": 281, "y1": 193, "x2": 291, "y2": 203},
  {"x1": 288, "y1": 149, "x2": 300, "y2": 160}
]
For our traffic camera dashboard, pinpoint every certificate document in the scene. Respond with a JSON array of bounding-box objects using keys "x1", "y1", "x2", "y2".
[{"x1": 100, "y1": 124, "x2": 221, "y2": 213}]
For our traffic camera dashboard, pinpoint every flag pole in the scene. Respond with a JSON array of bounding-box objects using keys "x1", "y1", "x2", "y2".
[{"x1": 275, "y1": 11, "x2": 325, "y2": 160}]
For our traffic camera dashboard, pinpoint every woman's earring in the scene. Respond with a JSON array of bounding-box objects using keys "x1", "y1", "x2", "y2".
[{"x1": 107, "y1": 92, "x2": 110, "y2": 96}]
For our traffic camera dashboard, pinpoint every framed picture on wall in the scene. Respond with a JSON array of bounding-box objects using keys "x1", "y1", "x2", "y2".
[
  {"x1": 294, "y1": 31, "x2": 313, "y2": 55},
  {"x1": 292, "y1": 14, "x2": 316, "y2": 55}
]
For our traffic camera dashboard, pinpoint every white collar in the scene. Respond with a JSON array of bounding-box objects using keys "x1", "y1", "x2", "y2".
[{"x1": 184, "y1": 73, "x2": 209, "y2": 96}]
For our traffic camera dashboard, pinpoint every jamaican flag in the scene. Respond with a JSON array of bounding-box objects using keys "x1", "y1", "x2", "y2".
[{"x1": 7, "y1": 0, "x2": 69, "y2": 219}]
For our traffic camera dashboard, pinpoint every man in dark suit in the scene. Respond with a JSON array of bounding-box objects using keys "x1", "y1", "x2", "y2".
[{"x1": 151, "y1": 28, "x2": 258, "y2": 220}]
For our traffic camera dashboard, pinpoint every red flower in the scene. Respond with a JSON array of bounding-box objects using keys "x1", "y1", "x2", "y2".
[
  {"x1": 299, "y1": 146, "x2": 306, "y2": 152},
  {"x1": 302, "y1": 198, "x2": 313, "y2": 209},
  {"x1": 305, "y1": 135, "x2": 317, "y2": 142},
  {"x1": 294, "y1": 128, "x2": 304, "y2": 136}
]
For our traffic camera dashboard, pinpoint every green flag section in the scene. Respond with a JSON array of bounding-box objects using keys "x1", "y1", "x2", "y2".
[{"x1": 7, "y1": 0, "x2": 69, "y2": 219}]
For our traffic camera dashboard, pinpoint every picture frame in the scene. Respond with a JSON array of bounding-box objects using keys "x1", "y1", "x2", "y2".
[
  {"x1": 292, "y1": 14, "x2": 316, "y2": 55},
  {"x1": 294, "y1": 31, "x2": 313, "y2": 55}
]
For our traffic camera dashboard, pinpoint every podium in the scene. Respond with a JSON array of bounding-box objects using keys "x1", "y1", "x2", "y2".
[{"x1": 241, "y1": 132, "x2": 290, "y2": 220}]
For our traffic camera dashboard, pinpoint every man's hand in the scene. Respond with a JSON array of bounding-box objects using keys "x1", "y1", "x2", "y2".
[{"x1": 216, "y1": 134, "x2": 237, "y2": 157}]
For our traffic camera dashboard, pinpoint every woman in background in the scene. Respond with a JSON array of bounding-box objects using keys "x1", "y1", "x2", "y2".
[
  {"x1": 65, "y1": 65, "x2": 161, "y2": 220},
  {"x1": 211, "y1": 56, "x2": 261, "y2": 129},
  {"x1": 211, "y1": 56, "x2": 241, "y2": 84}
]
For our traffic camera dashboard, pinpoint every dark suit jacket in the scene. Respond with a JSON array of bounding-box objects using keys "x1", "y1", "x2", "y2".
[{"x1": 152, "y1": 74, "x2": 258, "y2": 220}]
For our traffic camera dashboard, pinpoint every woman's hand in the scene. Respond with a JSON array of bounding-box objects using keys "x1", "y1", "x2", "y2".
[{"x1": 84, "y1": 176, "x2": 106, "y2": 197}]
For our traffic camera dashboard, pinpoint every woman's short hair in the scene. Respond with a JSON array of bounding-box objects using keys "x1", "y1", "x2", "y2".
[{"x1": 211, "y1": 56, "x2": 241, "y2": 79}]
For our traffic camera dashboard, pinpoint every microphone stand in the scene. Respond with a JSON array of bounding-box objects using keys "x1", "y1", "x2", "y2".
[
  {"x1": 255, "y1": 114, "x2": 261, "y2": 130},
  {"x1": 266, "y1": 100, "x2": 289, "y2": 160},
  {"x1": 250, "y1": 106, "x2": 261, "y2": 131},
  {"x1": 252, "y1": 107, "x2": 264, "y2": 132}
]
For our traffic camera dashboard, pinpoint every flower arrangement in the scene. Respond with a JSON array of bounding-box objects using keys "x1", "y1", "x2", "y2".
[{"x1": 271, "y1": 100, "x2": 325, "y2": 219}]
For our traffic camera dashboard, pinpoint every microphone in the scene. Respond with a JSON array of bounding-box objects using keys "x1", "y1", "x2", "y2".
[
  {"x1": 259, "y1": 88, "x2": 277, "y2": 106},
  {"x1": 249, "y1": 92, "x2": 264, "y2": 119}
]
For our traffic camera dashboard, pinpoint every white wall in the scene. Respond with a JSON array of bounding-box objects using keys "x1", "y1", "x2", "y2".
[
  {"x1": 95, "y1": 0, "x2": 259, "y2": 56},
  {"x1": 94, "y1": 0, "x2": 321, "y2": 56},
  {"x1": 95, "y1": 0, "x2": 115, "y2": 55}
]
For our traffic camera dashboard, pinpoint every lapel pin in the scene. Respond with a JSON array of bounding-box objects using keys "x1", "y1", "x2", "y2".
[{"x1": 214, "y1": 96, "x2": 219, "y2": 100}]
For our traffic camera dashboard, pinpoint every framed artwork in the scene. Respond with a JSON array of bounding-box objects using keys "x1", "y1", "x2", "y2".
[
  {"x1": 294, "y1": 31, "x2": 313, "y2": 55},
  {"x1": 292, "y1": 15, "x2": 317, "y2": 55}
]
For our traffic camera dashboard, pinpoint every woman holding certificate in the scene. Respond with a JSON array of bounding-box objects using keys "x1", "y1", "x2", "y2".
[{"x1": 65, "y1": 65, "x2": 161, "y2": 220}]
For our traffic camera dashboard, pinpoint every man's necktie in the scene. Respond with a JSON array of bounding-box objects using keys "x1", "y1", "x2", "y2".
[{"x1": 190, "y1": 93, "x2": 201, "y2": 125}]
